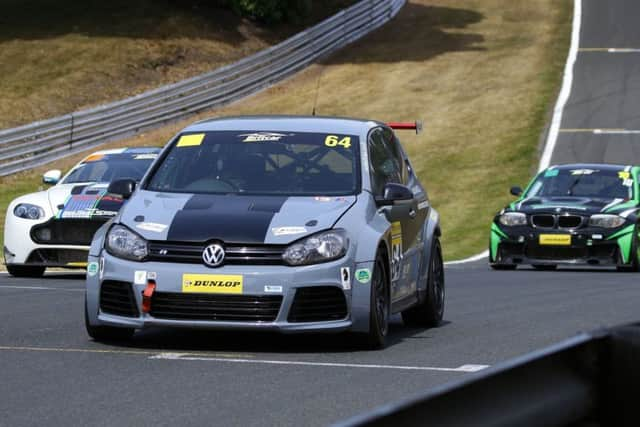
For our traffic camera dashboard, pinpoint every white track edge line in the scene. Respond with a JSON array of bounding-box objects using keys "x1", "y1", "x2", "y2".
[
  {"x1": 447, "y1": 0, "x2": 582, "y2": 265},
  {"x1": 150, "y1": 353, "x2": 490, "y2": 372},
  {"x1": 539, "y1": 0, "x2": 582, "y2": 171}
]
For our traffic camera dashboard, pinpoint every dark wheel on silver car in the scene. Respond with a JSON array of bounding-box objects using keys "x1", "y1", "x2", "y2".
[
  {"x1": 6, "y1": 265, "x2": 45, "y2": 278},
  {"x1": 365, "y1": 250, "x2": 390, "y2": 349},
  {"x1": 85, "y1": 300, "x2": 134, "y2": 342},
  {"x1": 402, "y1": 239, "x2": 445, "y2": 327},
  {"x1": 532, "y1": 264, "x2": 557, "y2": 271}
]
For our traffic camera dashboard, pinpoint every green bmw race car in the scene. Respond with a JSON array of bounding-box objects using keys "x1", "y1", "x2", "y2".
[{"x1": 490, "y1": 163, "x2": 640, "y2": 271}]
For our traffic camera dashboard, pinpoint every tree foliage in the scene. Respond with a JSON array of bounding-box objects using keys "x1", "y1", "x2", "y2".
[{"x1": 220, "y1": 0, "x2": 312, "y2": 23}]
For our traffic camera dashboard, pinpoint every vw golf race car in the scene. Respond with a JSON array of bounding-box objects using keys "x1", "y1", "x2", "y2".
[
  {"x1": 490, "y1": 164, "x2": 640, "y2": 271},
  {"x1": 4, "y1": 147, "x2": 160, "y2": 277},
  {"x1": 85, "y1": 116, "x2": 444, "y2": 348}
]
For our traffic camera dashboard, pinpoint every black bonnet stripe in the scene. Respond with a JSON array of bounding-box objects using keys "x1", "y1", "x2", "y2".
[{"x1": 167, "y1": 194, "x2": 287, "y2": 243}]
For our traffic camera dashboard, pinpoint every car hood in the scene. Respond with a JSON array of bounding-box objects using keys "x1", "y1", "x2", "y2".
[
  {"x1": 513, "y1": 196, "x2": 633, "y2": 214},
  {"x1": 47, "y1": 183, "x2": 124, "y2": 219},
  {"x1": 120, "y1": 190, "x2": 357, "y2": 244}
]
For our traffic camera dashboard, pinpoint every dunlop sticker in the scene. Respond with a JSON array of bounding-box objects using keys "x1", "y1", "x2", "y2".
[{"x1": 182, "y1": 274, "x2": 243, "y2": 294}]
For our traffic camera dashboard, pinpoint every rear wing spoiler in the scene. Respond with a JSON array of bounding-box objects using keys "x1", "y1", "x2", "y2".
[{"x1": 386, "y1": 121, "x2": 423, "y2": 134}]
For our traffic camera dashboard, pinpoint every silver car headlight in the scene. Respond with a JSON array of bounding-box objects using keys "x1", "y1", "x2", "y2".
[
  {"x1": 588, "y1": 214, "x2": 626, "y2": 228},
  {"x1": 106, "y1": 224, "x2": 148, "y2": 261},
  {"x1": 282, "y1": 229, "x2": 349, "y2": 266},
  {"x1": 14, "y1": 203, "x2": 45, "y2": 220},
  {"x1": 499, "y1": 212, "x2": 527, "y2": 226}
]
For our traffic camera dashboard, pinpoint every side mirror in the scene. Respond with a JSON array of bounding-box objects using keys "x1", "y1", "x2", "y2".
[
  {"x1": 510, "y1": 186, "x2": 523, "y2": 196},
  {"x1": 42, "y1": 169, "x2": 62, "y2": 185},
  {"x1": 376, "y1": 183, "x2": 414, "y2": 206},
  {"x1": 108, "y1": 179, "x2": 136, "y2": 200}
]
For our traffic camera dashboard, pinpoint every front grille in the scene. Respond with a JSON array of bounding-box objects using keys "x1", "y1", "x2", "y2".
[
  {"x1": 150, "y1": 293, "x2": 283, "y2": 322},
  {"x1": 288, "y1": 287, "x2": 348, "y2": 323},
  {"x1": 100, "y1": 280, "x2": 139, "y2": 318},
  {"x1": 25, "y1": 249, "x2": 89, "y2": 265},
  {"x1": 147, "y1": 242, "x2": 286, "y2": 266},
  {"x1": 532, "y1": 215, "x2": 555, "y2": 228},
  {"x1": 558, "y1": 215, "x2": 583, "y2": 228},
  {"x1": 31, "y1": 219, "x2": 106, "y2": 245},
  {"x1": 526, "y1": 244, "x2": 617, "y2": 261}
]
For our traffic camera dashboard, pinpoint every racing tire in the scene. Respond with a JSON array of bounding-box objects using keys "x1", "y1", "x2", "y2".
[
  {"x1": 617, "y1": 227, "x2": 640, "y2": 272},
  {"x1": 85, "y1": 300, "x2": 135, "y2": 342},
  {"x1": 402, "y1": 239, "x2": 445, "y2": 328},
  {"x1": 365, "y1": 250, "x2": 390, "y2": 350},
  {"x1": 6, "y1": 265, "x2": 45, "y2": 278},
  {"x1": 490, "y1": 264, "x2": 517, "y2": 270},
  {"x1": 532, "y1": 264, "x2": 557, "y2": 271}
]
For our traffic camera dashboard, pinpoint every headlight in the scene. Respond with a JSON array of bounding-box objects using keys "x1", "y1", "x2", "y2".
[
  {"x1": 14, "y1": 203, "x2": 45, "y2": 220},
  {"x1": 282, "y1": 229, "x2": 349, "y2": 266},
  {"x1": 588, "y1": 214, "x2": 626, "y2": 228},
  {"x1": 106, "y1": 224, "x2": 148, "y2": 261},
  {"x1": 498, "y1": 212, "x2": 527, "y2": 226}
]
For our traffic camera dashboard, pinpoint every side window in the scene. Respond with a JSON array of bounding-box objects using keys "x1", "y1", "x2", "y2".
[
  {"x1": 382, "y1": 127, "x2": 408, "y2": 184},
  {"x1": 368, "y1": 128, "x2": 402, "y2": 196}
]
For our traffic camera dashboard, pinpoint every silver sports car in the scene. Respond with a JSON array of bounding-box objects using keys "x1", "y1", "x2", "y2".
[{"x1": 85, "y1": 116, "x2": 444, "y2": 348}]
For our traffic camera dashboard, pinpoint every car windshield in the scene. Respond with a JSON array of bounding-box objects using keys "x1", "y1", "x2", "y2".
[
  {"x1": 62, "y1": 153, "x2": 158, "y2": 184},
  {"x1": 525, "y1": 168, "x2": 634, "y2": 199},
  {"x1": 145, "y1": 131, "x2": 359, "y2": 195}
]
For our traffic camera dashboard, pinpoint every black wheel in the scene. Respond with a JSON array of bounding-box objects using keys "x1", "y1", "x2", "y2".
[
  {"x1": 365, "y1": 250, "x2": 390, "y2": 349},
  {"x1": 402, "y1": 239, "x2": 445, "y2": 327},
  {"x1": 490, "y1": 264, "x2": 517, "y2": 270},
  {"x1": 85, "y1": 300, "x2": 134, "y2": 342},
  {"x1": 6, "y1": 265, "x2": 45, "y2": 277},
  {"x1": 617, "y1": 228, "x2": 640, "y2": 272},
  {"x1": 532, "y1": 264, "x2": 557, "y2": 271}
]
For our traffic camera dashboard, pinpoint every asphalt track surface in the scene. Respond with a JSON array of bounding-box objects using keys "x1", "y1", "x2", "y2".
[
  {"x1": 552, "y1": 0, "x2": 640, "y2": 164},
  {"x1": 3, "y1": 1, "x2": 640, "y2": 426}
]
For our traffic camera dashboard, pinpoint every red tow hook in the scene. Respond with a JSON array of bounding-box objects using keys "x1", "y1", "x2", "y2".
[{"x1": 142, "y1": 280, "x2": 156, "y2": 313}]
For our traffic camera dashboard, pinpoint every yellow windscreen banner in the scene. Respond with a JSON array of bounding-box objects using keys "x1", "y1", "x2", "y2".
[
  {"x1": 182, "y1": 274, "x2": 243, "y2": 294},
  {"x1": 176, "y1": 133, "x2": 205, "y2": 147}
]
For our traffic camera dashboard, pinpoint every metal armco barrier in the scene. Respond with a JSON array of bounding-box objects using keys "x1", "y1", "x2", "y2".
[
  {"x1": 338, "y1": 323, "x2": 640, "y2": 427},
  {"x1": 0, "y1": 0, "x2": 405, "y2": 177}
]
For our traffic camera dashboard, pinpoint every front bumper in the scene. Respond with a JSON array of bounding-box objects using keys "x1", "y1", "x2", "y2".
[
  {"x1": 4, "y1": 215, "x2": 105, "y2": 267},
  {"x1": 86, "y1": 252, "x2": 374, "y2": 334},
  {"x1": 490, "y1": 223, "x2": 633, "y2": 267}
]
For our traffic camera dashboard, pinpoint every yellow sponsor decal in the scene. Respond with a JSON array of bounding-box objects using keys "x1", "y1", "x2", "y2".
[
  {"x1": 391, "y1": 222, "x2": 403, "y2": 281},
  {"x1": 539, "y1": 234, "x2": 571, "y2": 246},
  {"x1": 67, "y1": 262, "x2": 88, "y2": 267},
  {"x1": 182, "y1": 274, "x2": 243, "y2": 294},
  {"x1": 619, "y1": 171, "x2": 630, "y2": 180},
  {"x1": 176, "y1": 133, "x2": 205, "y2": 147}
]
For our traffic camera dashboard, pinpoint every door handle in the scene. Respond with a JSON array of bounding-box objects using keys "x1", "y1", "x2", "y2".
[{"x1": 408, "y1": 208, "x2": 416, "y2": 219}]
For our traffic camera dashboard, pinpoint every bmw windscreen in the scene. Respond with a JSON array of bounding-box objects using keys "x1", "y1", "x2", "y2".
[
  {"x1": 145, "y1": 131, "x2": 359, "y2": 196},
  {"x1": 525, "y1": 168, "x2": 633, "y2": 200}
]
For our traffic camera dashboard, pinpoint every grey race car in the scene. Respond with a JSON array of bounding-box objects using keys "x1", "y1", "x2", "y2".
[{"x1": 85, "y1": 116, "x2": 444, "y2": 348}]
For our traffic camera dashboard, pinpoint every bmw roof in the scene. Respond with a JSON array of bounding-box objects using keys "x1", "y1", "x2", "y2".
[{"x1": 547, "y1": 163, "x2": 633, "y2": 172}]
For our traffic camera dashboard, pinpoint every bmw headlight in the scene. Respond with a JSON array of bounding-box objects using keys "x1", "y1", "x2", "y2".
[
  {"x1": 14, "y1": 203, "x2": 45, "y2": 220},
  {"x1": 106, "y1": 224, "x2": 148, "y2": 261},
  {"x1": 588, "y1": 214, "x2": 626, "y2": 229},
  {"x1": 282, "y1": 229, "x2": 349, "y2": 266},
  {"x1": 499, "y1": 212, "x2": 527, "y2": 227}
]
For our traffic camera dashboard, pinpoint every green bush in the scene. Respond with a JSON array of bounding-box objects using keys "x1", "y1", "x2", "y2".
[{"x1": 223, "y1": 0, "x2": 312, "y2": 23}]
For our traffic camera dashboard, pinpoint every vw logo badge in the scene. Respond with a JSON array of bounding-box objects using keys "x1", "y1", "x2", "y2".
[{"x1": 202, "y1": 244, "x2": 225, "y2": 267}]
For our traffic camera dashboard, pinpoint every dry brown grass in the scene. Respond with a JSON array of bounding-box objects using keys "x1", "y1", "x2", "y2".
[
  {"x1": 0, "y1": 0, "x2": 353, "y2": 128},
  {"x1": 1, "y1": 0, "x2": 572, "y2": 260}
]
